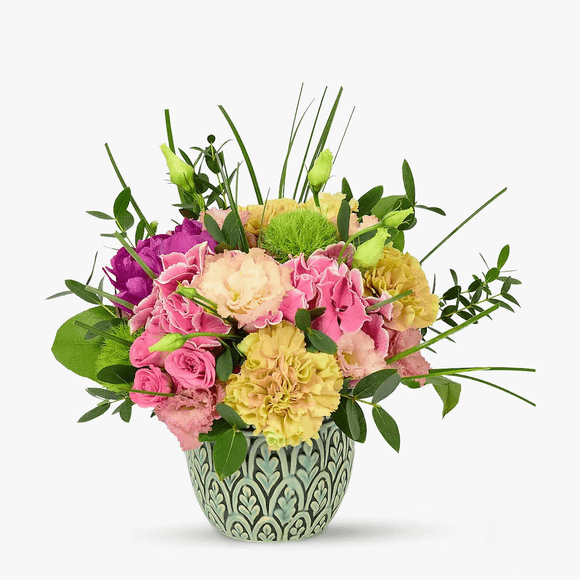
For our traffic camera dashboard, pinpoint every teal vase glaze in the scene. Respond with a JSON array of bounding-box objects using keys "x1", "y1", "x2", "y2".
[{"x1": 185, "y1": 420, "x2": 355, "y2": 542}]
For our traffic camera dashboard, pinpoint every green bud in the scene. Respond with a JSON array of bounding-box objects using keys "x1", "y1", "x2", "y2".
[
  {"x1": 149, "y1": 333, "x2": 187, "y2": 353},
  {"x1": 353, "y1": 228, "x2": 391, "y2": 270},
  {"x1": 307, "y1": 149, "x2": 333, "y2": 194},
  {"x1": 160, "y1": 144, "x2": 195, "y2": 192},
  {"x1": 381, "y1": 208, "x2": 414, "y2": 228}
]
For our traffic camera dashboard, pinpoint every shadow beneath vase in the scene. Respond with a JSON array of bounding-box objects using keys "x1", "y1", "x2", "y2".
[{"x1": 132, "y1": 517, "x2": 458, "y2": 547}]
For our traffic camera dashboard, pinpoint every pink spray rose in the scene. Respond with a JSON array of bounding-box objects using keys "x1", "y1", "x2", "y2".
[
  {"x1": 130, "y1": 332, "x2": 170, "y2": 368},
  {"x1": 165, "y1": 341, "x2": 216, "y2": 390},
  {"x1": 130, "y1": 366, "x2": 174, "y2": 408},
  {"x1": 155, "y1": 385, "x2": 224, "y2": 451}
]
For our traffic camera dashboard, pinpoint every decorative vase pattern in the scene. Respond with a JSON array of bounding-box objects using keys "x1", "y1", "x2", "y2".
[{"x1": 185, "y1": 420, "x2": 355, "y2": 542}]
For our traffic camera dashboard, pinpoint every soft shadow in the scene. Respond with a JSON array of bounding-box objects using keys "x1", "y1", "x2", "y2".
[{"x1": 132, "y1": 518, "x2": 458, "y2": 547}]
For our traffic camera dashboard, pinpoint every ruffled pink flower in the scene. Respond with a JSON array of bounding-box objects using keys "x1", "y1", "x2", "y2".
[
  {"x1": 165, "y1": 341, "x2": 216, "y2": 391},
  {"x1": 129, "y1": 291, "x2": 158, "y2": 333},
  {"x1": 201, "y1": 208, "x2": 251, "y2": 229},
  {"x1": 130, "y1": 332, "x2": 170, "y2": 368},
  {"x1": 130, "y1": 367, "x2": 173, "y2": 408},
  {"x1": 387, "y1": 328, "x2": 431, "y2": 385},
  {"x1": 155, "y1": 385, "x2": 224, "y2": 451},
  {"x1": 337, "y1": 329, "x2": 388, "y2": 383},
  {"x1": 154, "y1": 242, "x2": 212, "y2": 299}
]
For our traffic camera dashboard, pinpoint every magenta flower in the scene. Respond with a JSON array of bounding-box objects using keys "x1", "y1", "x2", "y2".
[{"x1": 105, "y1": 219, "x2": 217, "y2": 310}]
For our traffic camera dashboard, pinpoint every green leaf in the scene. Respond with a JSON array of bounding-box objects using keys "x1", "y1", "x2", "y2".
[
  {"x1": 116, "y1": 209, "x2": 135, "y2": 232},
  {"x1": 391, "y1": 229, "x2": 405, "y2": 252},
  {"x1": 213, "y1": 428, "x2": 248, "y2": 480},
  {"x1": 117, "y1": 398, "x2": 133, "y2": 423},
  {"x1": 345, "y1": 398, "x2": 367, "y2": 442},
  {"x1": 306, "y1": 329, "x2": 337, "y2": 354},
  {"x1": 402, "y1": 160, "x2": 416, "y2": 204},
  {"x1": 371, "y1": 195, "x2": 409, "y2": 219},
  {"x1": 198, "y1": 418, "x2": 232, "y2": 442},
  {"x1": 86, "y1": 210, "x2": 114, "y2": 220},
  {"x1": 86, "y1": 387, "x2": 125, "y2": 400},
  {"x1": 485, "y1": 267, "x2": 500, "y2": 283},
  {"x1": 497, "y1": 244, "x2": 510, "y2": 269},
  {"x1": 78, "y1": 402, "x2": 111, "y2": 423},
  {"x1": 337, "y1": 199, "x2": 351, "y2": 242},
  {"x1": 428, "y1": 376, "x2": 461, "y2": 418},
  {"x1": 203, "y1": 213, "x2": 225, "y2": 244},
  {"x1": 216, "y1": 403, "x2": 248, "y2": 429},
  {"x1": 52, "y1": 307, "x2": 116, "y2": 381},
  {"x1": 352, "y1": 368, "x2": 399, "y2": 400},
  {"x1": 96, "y1": 365, "x2": 137, "y2": 385},
  {"x1": 372, "y1": 406, "x2": 400, "y2": 452},
  {"x1": 309, "y1": 307, "x2": 326, "y2": 321},
  {"x1": 372, "y1": 370, "x2": 401, "y2": 403},
  {"x1": 45, "y1": 290, "x2": 73, "y2": 300},
  {"x1": 83, "y1": 318, "x2": 125, "y2": 340},
  {"x1": 64, "y1": 279, "x2": 101, "y2": 305},
  {"x1": 342, "y1": 177, "x2": 353, "y2": 201},
  {"x1": 357, "y1": 186, "x2": 384, "y2": 217},
  {"x1": 216, "y1": 348, "x2": 234, "y2": 382},
  {"x1": 113, "y1": 187, "x2": 131, "y2": 218},
  {"x1": 294, "y1": 308, "x2": 311, "y2": 332},
  {"x1": 416, "y1": 204, "x2": 446, "y2": 216}
]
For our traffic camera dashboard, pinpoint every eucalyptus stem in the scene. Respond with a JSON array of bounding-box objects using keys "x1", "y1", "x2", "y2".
[
  {"x1": 386, "y1": 303, "x2": 500, "y2": 364},
  {"x1": 113, "y1": 232, "x2": 157, "y2": 280},
  {"x1": 340, "y1": 392, "x2": 380, "y2": 408},
  {"x1": 436, "y1": 292, "x2": 503, "y2": 321}
]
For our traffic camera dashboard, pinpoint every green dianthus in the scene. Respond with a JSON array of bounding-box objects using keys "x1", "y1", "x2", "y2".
[
  {"x1": 95, "y1": 321, "x2": 142, "y2": 393},
  {"x1": 261, "y1": 208, "x2": 338, "y2": 261}
]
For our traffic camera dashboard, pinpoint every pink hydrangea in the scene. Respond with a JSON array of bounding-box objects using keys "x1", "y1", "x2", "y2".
[
  {"x1": 155, "y1": 385, "x2": 224, "y2": 451},
  {"x1": 281, "y1": 252, "x2": 371, "y2": 342}
]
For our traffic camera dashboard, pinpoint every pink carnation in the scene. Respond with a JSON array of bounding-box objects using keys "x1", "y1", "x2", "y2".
[
  {"x1": 387, "y1": 328, "x2": 431, "y2": 385},
  {"x1": 155, "y1": 385, "x2": 224, "y2": 451},
  {"x1": 130, "y1": 367, "x2": 173, "y2": 408},
  {"x1": 165, "y1": 341, "x2": 216, "y2": 391}
]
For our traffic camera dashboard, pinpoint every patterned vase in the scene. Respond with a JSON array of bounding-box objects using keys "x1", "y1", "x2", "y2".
[{"x1": 185, "y1": 420, "x2": 355, "y2": 542}]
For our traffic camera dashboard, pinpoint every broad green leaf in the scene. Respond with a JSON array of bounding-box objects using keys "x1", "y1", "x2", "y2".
[
  {"x1": 83, "y1": 318, "x2": 125, "y2": 340},
  {"x1": 372, "y1": 406, "x2": 400, "y2": 452},
  {"x1": 213, "y1": 428, "x2": 248, "y2": 480},
  {"x1": 64, "y1": 279, "x2": 101, "y2": 305},
  {"x1": 96, "y1": 365, "x2": 137, "y2": 385},
  {"x1": 371, "y1": 195, "x2": 410, "y2": 219},
  {"x1": 216, "y1": 403, "x2": 248, "y2": 429},
  {"x1": 306, "y1": 329, "x2": 337, "y2": 354},
  {"x1": 402, "y1": 160, "x2": 415, "y2": 204},
  {"x1": 52, "y1": 307, "x2": 116, "y2": 381},
  {"x1": 428, "y1": 376, "x2": 461, "y2": 418},
  {"x1": 86, "y1": 210, "x2": 114, "y2": 220},
  {"x1": 357, "y1": 185, "x2": 384, "y2": 217},
  {"x1": 345, "y1": 398, "x2": 366, "y2": 442},
  {"x1": 497, "y1": 244, "x2": 510, "y2": 269},
  {"x1": 78, "y1": 402, "x2": 110, "y2": 423},
  {"x1": 198, "y1": 418, "x2": 232, "y2": 442},
  {"x1": 337, "y1": 198, "x2": 351, "y2": 242},
  {"x1": 372, "y1": 370, "x2": 401, "y2": 403},
  {"x1": 116, "y1": 209, "x2": 134, "y2": 232},
  {"x1": 216, "y1": 348, "x2": 234, "y2": 382},
  {"x1": 485, "y1": 267, "x2": 500, "y2": 283},
  {"x1": 294, "y1": 308, "x2": 312, "y2": 332}
]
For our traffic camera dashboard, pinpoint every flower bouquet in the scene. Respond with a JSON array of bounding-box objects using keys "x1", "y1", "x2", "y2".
[{"x1": 51, "y1": 87, "x2": 535, "y2": 542}]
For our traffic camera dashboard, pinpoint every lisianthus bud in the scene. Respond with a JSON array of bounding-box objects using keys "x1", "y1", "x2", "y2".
[
  {"x1": 353, "y1": 228, "x2": 390, "y2": 270},
  {"x1": 381, "y1": 207, "x2": 414, "y2": 228},
  {"x1": 308, "y1": 149, "x2": 333, "y2": 194},
  {"x1": 160, "y1": 144, "x2": 195, "y2": 192}
]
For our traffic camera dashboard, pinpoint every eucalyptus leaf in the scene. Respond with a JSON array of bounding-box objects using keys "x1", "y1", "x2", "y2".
[
  {"x1": 294, "y1": 308, "x2": 312, "y2": 332},
  {"x1": 117, "y1": 398, "x2": 133, "y2": 423},
  {"x1": 306, "y1": 329, "x2": 337, "y2": 354},
  {"x1": 497, "y1": 244, "x2": 510, "y2": 269},
  {"x1": 203, "y1": 213, "x2": 225, "y2": 244},
  {"x1": 78, "y1": 403, "x2": 110, "y2": 423},
  {"x1": 86, "y1": 210, "x2": 114, "y2": 220},
  {"x1": 113, "y1": 187, "x2": 131, "y2": 218},
  {"x1": 96, "y1": 365, "x2": 137, "y2": 385},
  {"x1": 402, "y1": 160, "x2": 416, "y2": 204},
  {"x1": 352, "y1": 368, "x2": 399, "y2": 400},
  {"x1": 342, "y1": 177, "x2": 353, "y2": 201},
  {"x1": 428, "y1": 376, "x2": 461, "y2": 418},
  {"x1": 216, "y1": 348, "x2": 234, "y2": 382},
  {"x1": 337, "y1": 199, "x2": 351, "y2": 242},
  {"x1": 198, "y1": 418, "x2": 232, "y2": 442},
  {"x1": 86, "y1": 387, "x2": 125, "y2": 400},
  {"x1": 64, "y1": 279, "x2": 101, "y2": 305}
]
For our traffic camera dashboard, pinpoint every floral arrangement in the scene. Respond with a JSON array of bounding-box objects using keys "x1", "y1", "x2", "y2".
[{"x1": 51, "y1": 87, "x2": 535, "y2": 480}]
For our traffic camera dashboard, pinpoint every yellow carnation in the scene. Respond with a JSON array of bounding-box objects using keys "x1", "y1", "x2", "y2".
[
  {"x1": 303, "y1": 192, "x2": 357, "y2": 221},
  {"x1": 225, "y1": 322, "x2": 343, "y2": 450},
  {"x1": 363, "y1": 244, "x2": 439, "y2": 332},
  {"x1": 239, "y1": 197, "x2": 299, "y2": 236}
]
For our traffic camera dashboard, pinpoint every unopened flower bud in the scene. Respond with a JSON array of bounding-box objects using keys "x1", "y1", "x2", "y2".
[
  {"x1": 353, "y1": 228, "x2": 390, "y2": 270},
  {"x1": 160, "y1": 144, "x2": 195, "y2": 193},
  {"x1": 308, "y1": 149, "x2": 333, "y2": 194}
]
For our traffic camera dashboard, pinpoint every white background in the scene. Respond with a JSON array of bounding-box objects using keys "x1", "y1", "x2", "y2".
[{"x1": 1, "y1": 1, "x2": 578, "y2": 578}]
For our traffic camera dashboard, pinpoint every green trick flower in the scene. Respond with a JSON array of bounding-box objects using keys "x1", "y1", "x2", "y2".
[
  {"x1": 308, "y1": 149, "x2": 333, "y2": 195},
  {"x1": 160, "y1": 143, "x2": 195, "y2": 192},
  {"x1": 353, "y1": 227, "x2": 391, "y2": 270}
]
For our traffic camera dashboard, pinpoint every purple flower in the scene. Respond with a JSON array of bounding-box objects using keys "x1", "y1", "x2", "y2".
[{"x1": 105, "y1": 219, "x2": 217, "y2": 310}]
